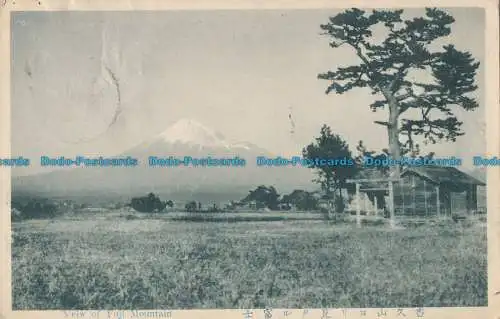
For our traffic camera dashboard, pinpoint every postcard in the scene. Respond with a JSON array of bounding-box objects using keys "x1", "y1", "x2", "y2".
[{"x1": 1, "y1": 0, "x2": 499, "y2": 318}]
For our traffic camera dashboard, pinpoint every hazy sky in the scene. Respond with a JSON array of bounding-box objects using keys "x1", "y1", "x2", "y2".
[{"x1": 11, "y1": 8, "x2": 486, "y2": 175}]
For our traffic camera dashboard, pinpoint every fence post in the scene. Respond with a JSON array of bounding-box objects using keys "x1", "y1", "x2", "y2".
[
  {"x1": 423, "y1": 180, "x2": 428, "y2": 216},
  {"x1": 436, "y1": 186, "x2": 440, "y2": 217},
  {"x1": 412, "y1": 175, "x2": 416, "y2": 216},
  {"x1": 356, "y1": 183, "x2": 361, "y2": 227},
  {"x1": 388, "y1": 180, "x2": 395, "y2": 228}
]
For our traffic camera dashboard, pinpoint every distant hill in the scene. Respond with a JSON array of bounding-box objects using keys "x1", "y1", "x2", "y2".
[{"x1": 12, "y1": 119, "x2": 315, "y2": 202}]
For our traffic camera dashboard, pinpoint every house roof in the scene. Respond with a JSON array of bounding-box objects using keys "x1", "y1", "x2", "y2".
[{"x1": 400, "y1": 166, "x2": 486, "y2": 186}]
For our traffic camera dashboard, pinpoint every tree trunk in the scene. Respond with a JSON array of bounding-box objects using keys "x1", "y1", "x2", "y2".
[
  {"x1": 385, "y1": 94, "x2": 400, "y2": 229},
  {"x1": 387, "y1": 97, "x2": 401, "y2": 178}
]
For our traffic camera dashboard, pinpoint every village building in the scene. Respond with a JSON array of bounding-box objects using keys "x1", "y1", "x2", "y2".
[{"x1": 347, "y1": 166, "x2": 486, "y2": 217}]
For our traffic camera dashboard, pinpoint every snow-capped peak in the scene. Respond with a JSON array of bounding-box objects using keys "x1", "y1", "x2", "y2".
[
  {"x1": 157, "y1": 118, "x2": 230, "y2": 147},
  {"x1": 151, "y1": 118, "x2": 266, "y2": 152}
]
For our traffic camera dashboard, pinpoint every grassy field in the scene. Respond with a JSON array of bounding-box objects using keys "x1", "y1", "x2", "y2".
[{"x1": 11, "y1": 213, "x2": 487, "y2": 309}]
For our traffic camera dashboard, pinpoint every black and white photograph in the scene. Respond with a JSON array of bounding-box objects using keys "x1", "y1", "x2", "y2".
[{"x1": 3, "y1": 1, "x2": 499, "y2": 316}]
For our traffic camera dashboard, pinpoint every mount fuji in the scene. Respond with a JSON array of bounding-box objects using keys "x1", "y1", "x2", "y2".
[
  {"x1": 13, "y1": 119, "x2": 315, "y2": 202},
  {"x1": 127, "y1": 118, "x2": 270, "y2": 156}
]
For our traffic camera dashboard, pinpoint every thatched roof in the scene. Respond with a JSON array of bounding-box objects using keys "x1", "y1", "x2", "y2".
[{"x1": 400, "y1": 166, "x2": 486, "y2": 186}]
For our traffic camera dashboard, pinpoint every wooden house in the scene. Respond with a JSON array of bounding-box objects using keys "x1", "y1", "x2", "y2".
[
  {"x1": 396, "y1": 166, "x2": 486, "y2": 216},
  {"x1": 347, "y1": 166, "x2": 486, "y2": 217}
]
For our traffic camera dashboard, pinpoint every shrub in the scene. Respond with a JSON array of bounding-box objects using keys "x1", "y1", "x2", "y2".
[
  {"x1": 12, "y1": 199, "x2": 58, "y2": 219},
  {"x1": 281, "y1": 190, "x2": 318, "y2": 211},
  {"x1": 208, "y1": 204, "x2": 221, "y2": 213},
  {"x1": 241, "y1": 185, "x2": 280, "y2": 210},
  {"x1": 185, "y1": 201, "x2": 197, "y2": 212},
  {"x1": 130, "y1": 193, "x2": 166, "y2": 213},
  {"x1": 165, "y1": 200, "x2": 174, "y2": 209},
  {"x1": 11, "y1": 208, "x2": 23, "y2": 222}
]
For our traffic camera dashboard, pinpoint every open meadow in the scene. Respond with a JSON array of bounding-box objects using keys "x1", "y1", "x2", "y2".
[{"x1": 11, "y1": 212, "x2": 487, "y2": 309}]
